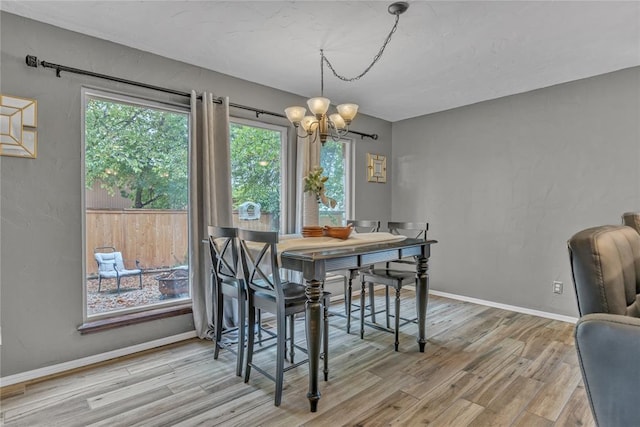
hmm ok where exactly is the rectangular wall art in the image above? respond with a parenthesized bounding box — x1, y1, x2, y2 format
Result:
(1, 94, 38, 158)
(367, 153, 387, 183)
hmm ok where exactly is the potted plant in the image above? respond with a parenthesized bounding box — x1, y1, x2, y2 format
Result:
(303, 166, 337, 208)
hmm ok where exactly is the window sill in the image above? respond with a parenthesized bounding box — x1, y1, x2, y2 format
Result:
(78, 303, 192, 335)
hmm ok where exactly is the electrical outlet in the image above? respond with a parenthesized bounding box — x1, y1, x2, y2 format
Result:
(553, 281, 563, 294)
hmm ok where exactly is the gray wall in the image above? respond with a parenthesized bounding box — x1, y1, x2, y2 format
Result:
(392, 67, 640, 317)
(0, 12, 392, 377)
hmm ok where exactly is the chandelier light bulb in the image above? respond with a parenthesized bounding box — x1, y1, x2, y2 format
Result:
(300, 116, 316, 133)
(329, 113, 346, 130)
(307, 97, 330, 117)
(284, 106, 307, 124)
(336, 103, 359, 124)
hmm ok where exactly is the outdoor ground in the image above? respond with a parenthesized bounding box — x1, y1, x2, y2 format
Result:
(86, 271, 187, 315)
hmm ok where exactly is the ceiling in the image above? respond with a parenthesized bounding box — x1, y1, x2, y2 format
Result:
(2, 1, 640, 122)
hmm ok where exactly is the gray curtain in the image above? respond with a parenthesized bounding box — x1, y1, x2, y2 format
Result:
(190, 91, 232, 339)
(296, 135, 321, 231)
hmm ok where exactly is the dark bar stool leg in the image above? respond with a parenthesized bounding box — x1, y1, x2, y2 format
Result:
(394, 288, 401, 351)
(360, 281, 366, 339)
(257, 309, 262, 345)
(236, 289, 245, 376)
(368, 283, 376, 323)
(275, 310, 286, 407)
(386, 287, 391, 329)
(244, 297, 256, 384)
(213, 280, 223, 360)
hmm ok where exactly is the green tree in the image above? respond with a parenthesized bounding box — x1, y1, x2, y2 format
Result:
(320, 139, 345, 211)
(85, 98, 189, 209)
(230, 123, 281, 214)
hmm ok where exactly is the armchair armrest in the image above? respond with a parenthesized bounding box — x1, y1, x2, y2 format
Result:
(575, 313, 640, 427)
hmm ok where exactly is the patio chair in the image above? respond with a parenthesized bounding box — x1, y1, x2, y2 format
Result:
(94, 246, 142, 293)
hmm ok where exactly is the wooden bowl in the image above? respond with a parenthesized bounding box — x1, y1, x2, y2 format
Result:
(302, 226, 324, 238)
(323, 225, 353, 240)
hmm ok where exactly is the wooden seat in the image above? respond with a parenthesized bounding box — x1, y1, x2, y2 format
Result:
(359, 221, 428, 351)
(238, 229, 331, 406)
(208, 226, 246, 377)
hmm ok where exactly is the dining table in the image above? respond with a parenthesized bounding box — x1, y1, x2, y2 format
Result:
(278, 232, 437, 412)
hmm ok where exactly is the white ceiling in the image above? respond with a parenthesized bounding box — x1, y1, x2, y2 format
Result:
(2, 1, 640, 122)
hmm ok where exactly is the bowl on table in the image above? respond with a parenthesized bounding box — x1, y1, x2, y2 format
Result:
(323, 225, 353, 240)
(302, 226, 324, 238)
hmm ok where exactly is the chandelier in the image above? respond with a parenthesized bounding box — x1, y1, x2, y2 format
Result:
(285, 1, 409, 145)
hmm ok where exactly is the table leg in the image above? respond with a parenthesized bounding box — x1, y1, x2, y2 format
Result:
(415, 255, 429, 352)
(305, 278, 323, 412)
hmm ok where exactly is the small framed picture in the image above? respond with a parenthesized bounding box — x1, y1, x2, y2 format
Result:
(1, 94, 38, 158)
(367, 153, 386, 183)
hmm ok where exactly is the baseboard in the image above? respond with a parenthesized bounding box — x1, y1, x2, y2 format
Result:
(0, 330, 197, 388)
(429, 290, 578, 324)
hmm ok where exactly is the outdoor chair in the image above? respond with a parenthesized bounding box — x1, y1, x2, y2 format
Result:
(94, 246, 142, 293)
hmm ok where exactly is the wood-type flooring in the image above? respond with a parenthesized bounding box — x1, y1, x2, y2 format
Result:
(0, 292, 594, 426)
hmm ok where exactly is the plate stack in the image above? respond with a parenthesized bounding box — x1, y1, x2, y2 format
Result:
(302, 226, 324, 238)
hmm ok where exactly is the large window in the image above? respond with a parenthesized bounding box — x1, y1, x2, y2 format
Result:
(319, 138, 352, 226)
(230, 119, 287, 232)
(83, 89, 190, 319)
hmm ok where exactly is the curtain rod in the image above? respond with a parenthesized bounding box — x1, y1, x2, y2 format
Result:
(25, 55, 378, 141)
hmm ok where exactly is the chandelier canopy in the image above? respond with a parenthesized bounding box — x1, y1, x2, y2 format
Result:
(285, 1, 409, 145)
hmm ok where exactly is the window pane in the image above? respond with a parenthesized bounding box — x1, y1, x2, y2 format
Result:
(319, 139, 347, 226)
(230, 122, 284, 231)
(84, 93, 190, 317)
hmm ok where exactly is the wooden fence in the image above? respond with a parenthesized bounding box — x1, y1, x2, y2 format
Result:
(86, 209, 188, 275)
(86, 209, 346, 275)
(86, 209, 276, 275)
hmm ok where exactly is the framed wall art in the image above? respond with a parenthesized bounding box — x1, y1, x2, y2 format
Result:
(367, 153, 387, 183)
(1, 94, 38, 158)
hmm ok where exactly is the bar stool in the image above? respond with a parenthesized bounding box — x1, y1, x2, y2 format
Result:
(208, 226, 245, 376)
(238, 229, 331, 406)
(360, 221, 428, 351)
(341, 219, 381, 333)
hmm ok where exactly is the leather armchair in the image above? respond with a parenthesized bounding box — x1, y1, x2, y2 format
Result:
(568, 225, 640, 426)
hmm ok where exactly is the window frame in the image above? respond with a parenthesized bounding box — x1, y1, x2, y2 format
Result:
(81, 87, 192, 322)
(319, 137, 355, 225)
(229, 116, 289, 232)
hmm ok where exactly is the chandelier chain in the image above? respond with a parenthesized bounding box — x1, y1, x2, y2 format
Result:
(321, 12, 401, 84)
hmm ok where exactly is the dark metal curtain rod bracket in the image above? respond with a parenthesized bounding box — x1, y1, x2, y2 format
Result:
(24, 54, 378, 141)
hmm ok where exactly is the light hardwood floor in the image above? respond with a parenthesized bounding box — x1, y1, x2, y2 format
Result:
(0, 292, 594, 426)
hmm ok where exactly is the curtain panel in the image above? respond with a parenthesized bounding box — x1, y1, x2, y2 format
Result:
(296, 135, 321, 230)
(189, 91, 233, 339)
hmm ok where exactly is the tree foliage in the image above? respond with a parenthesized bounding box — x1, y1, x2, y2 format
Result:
(320, 140, 345, 212)
(230, 123, 281, 214)
(85, 98, 189, 209)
